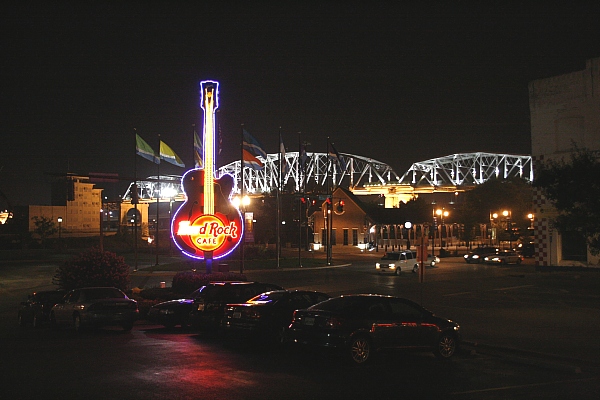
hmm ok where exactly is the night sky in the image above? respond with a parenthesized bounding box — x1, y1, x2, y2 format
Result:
(2, 2, 600, 207)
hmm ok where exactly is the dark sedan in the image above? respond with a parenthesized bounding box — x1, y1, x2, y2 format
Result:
(285, 294, 461, 365)
(50, 287, 138, 332)
(148, 281, 284, 330)
(18, 290, 67, 328)
(223, 290, 330, 342)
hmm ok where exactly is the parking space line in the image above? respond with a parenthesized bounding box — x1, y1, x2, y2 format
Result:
(494, 284, 534, 291)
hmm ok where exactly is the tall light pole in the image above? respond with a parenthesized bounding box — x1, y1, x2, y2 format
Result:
(232, 195, 250, 273)
(57, 217, 63, 251)
(435, 208, 449, 252)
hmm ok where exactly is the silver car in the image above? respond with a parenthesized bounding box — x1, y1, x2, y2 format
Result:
(484, 250, 522, 265)
(376, 251, 440, 275)
(50, 287, 138, 332)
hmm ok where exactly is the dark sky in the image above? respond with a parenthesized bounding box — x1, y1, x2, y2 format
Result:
(2, 1, 600, 206)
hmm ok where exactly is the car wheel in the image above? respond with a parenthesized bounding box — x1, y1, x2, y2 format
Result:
(412, 264, 418, 273)
(435, 333, 457, 359)
(349, 335, 372, 365)
(395, 268, 401, 276)
(18, 313, 26, 327)
(74, 314, 83, 333)
(517, 258, 522, 265)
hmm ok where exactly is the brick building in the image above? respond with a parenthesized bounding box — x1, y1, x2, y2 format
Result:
(529, 57, 600, 267)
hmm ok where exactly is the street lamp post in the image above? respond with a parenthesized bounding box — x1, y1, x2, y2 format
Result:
(232, 195, 250, 273)
(434, 208, 449, 254)
(57, 217, 63, 250)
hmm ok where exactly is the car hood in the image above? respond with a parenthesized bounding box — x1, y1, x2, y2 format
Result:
(152, 298, 194, 309)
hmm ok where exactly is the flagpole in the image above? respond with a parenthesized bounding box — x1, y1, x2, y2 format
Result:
(155, 133, 160, 266)
(326, 137, 332, 265)
(240, 124, 245, 274)
(192, 123, 195, 166)
(277, 128, 281, 269)
(133, 128, 138, 272)
(297, 132, 302, 268)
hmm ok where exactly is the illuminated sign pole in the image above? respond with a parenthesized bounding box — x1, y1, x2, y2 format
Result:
(171, 81, 243, 273)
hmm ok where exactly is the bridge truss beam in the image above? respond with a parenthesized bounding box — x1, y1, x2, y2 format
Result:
(398, 152, 533, 187)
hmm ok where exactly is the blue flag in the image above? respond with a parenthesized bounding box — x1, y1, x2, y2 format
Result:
(243, 129, 267, 159)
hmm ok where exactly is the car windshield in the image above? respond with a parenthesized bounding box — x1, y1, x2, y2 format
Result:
(247, 291, 285, 304)
(81, 288, 126, 301)
(381, 253, 400, 261)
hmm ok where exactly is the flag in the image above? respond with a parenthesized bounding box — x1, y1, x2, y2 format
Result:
(242, 129, 267, 159)
(300, 143, 308, 170)
(242, 149, 264, 170)
(328, 141, 346, 171)
(280, 134, 289, 177)
(160, 141, 185, 168)
(193, 130, 203, 168)
(136, 134, 159, 164)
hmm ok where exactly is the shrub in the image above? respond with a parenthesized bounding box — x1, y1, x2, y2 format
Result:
(54, 247, 130, 291)
(171, 271, 247, 295)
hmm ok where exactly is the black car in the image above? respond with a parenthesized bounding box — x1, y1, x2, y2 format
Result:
(149, 281, 283, 330)
(18, 290, 67, 328)
(463, 246, 498, 263)
(147, 287, 210, 329)
(223, 290, 330, 342)
(285, 294, 461, 364)
(50, 287, 138, 332)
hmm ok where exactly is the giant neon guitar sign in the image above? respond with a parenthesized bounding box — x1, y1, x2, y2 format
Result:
(171, 81, 243, 260)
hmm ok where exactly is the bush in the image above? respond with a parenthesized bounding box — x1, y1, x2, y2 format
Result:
(54, 247, 130, 291)
(171, 271, 247, 295)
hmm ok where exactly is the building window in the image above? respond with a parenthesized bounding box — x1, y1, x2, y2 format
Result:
(352, 228, 358, 246)
(343, 228, 349, 246)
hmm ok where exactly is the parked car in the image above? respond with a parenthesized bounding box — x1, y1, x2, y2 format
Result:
(375, 251, 439, 274)
(18, 289, 67, 328)
(463, 247, 498, 263)
(484, 250, 522, 265)
(183, 281, 284, 331)
(285, 294, 461, 364)
(147, 286, 212, 329)
(50, 287, 138, 332)
(517, 241, 535, 258)
(223, 290, 330, 342)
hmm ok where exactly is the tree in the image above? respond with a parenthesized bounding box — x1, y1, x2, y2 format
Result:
(533, 148, 600, 256)
(31, 216, 58, 248)
(54, 247, 131, 291)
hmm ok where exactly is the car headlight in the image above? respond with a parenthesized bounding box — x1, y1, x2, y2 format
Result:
(464, 255, 468, 259)
(389, 263, 396, 269)
(473, 255, 479, 259)
(375, 263, 380, 268)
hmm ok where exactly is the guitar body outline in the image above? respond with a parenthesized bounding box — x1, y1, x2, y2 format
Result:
(172, 168, 243, 260)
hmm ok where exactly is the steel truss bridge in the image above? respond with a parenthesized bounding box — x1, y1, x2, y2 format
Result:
(123, 152, 532, 207)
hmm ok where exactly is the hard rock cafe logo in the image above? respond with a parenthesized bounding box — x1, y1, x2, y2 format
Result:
(173, 209, 243, 259)
(177, 214, 239, 252)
